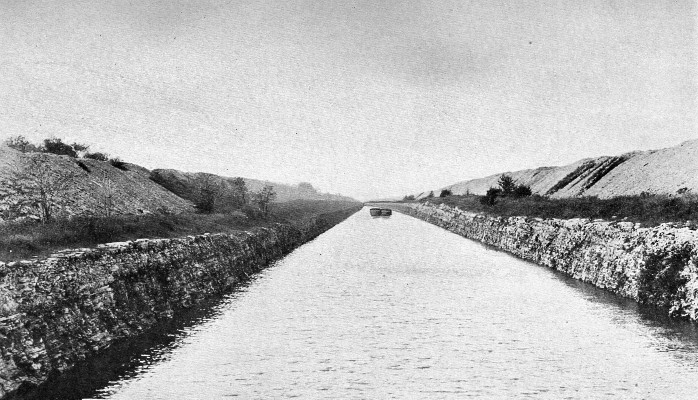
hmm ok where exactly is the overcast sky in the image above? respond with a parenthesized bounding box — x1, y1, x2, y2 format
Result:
(1, 0, 696, 200)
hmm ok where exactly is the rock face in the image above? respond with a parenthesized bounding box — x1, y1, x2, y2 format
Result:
(388, 202, 698, 320)
(0, 205, 360, 398)
(420, 139, 698, 199)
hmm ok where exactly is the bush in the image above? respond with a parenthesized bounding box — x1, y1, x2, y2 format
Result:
(498, 174, 516, 196)
(403, 194, 415, 201)
(439, 189, 452, 197)
(480, 187, 501, 206)
(109, 157, 129, 171)
(42, 138, 77, 158)
(4, 135, 39, 153)
(0, 201, 361, 261)
(513, 184, 532, 198)
(84, 152, 109, 161)
(422, 193, 698, 226)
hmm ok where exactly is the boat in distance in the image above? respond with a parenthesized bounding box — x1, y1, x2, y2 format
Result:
(369, 208, 392, 217)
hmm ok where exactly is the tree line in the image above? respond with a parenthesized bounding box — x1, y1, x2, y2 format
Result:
(192, 174, 276, 216)
(401, 174, 532, 204)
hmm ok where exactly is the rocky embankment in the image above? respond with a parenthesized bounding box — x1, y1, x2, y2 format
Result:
(0, 205, 360, 398)
(386, 202, 698, 320)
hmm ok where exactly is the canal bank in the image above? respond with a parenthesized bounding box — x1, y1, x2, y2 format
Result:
(20, 206, 698, 399)
(379, 202, 698, 321)
(0, 205, 361, 398)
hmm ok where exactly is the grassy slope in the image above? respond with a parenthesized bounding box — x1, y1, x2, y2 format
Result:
(0, 200, 360, 262)
(398, 194, 698, 227)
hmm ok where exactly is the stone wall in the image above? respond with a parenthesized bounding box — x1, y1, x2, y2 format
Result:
(386, 202, 698, 320)
(0, 205, 360, 398)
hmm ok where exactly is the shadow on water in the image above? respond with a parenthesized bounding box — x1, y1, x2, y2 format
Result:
(556, 273, 698, 343)
(457, 230, 698, 356)
(518, 251, 698, 354)
(6, 272, 268, 400)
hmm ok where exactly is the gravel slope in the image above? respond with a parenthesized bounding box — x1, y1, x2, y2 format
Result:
(422, 139, 698, 199)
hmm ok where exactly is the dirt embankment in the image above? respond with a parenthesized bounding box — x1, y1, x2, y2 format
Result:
(0, 146, 194, 222)
(420, 139, 698, 199)
(0, 146, 357, 223)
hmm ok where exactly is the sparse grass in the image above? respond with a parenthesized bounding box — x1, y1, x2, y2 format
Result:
(0, 200, 360, 262)
(411, 194, 698, 226)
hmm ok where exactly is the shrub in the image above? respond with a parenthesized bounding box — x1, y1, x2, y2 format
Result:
(425, 193, 698, 226)
(42, 138, 77, 158)
(480, 187, 501, 206)
(4, 135, 39, 153)
(403, 194, 415, 201)
(439, 189, 452, 197)
(498, 174, 516, 195)
(0, 200, 358, 261)
(513, 184, 532, 198)
(109, 157, 129, 171)
(84, 152, 109, 161)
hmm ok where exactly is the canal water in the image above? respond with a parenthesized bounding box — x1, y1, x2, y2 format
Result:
(22, 207, 698, 399)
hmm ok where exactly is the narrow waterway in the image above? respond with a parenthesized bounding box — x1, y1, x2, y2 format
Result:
(23, 208, 698, 399)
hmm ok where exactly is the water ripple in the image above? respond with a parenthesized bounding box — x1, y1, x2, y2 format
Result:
(22, 208, 698, 399)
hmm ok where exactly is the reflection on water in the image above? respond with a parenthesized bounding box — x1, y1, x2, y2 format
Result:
(16, 208, 698, 399)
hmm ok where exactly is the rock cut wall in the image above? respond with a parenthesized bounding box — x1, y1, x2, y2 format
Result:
(0, 205, 360, 398)
(388, 202, 698, 321)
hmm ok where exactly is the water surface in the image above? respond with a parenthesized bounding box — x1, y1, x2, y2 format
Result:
(25, 208, 698, 399)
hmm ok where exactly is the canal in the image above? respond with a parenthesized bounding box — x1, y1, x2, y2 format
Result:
(18, 207, 698, 399)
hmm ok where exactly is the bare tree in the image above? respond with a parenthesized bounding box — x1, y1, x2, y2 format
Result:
(4, 135, 39, 153)
(254, 185, 277, 216)
(195, 174, 224, 213)
(0, 155, 76, 223)
(230, 177, 248, 208)
(93, 176, 117, 217)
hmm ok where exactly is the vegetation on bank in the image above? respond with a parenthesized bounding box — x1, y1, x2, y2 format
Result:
(397, 174, 697, 226)
(1, 135, 279, 223)
(5, 135, 127, 168)
(0, 200, 360, 262)
(1, 135, 359, 261)
(411, 194, 698, 226)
